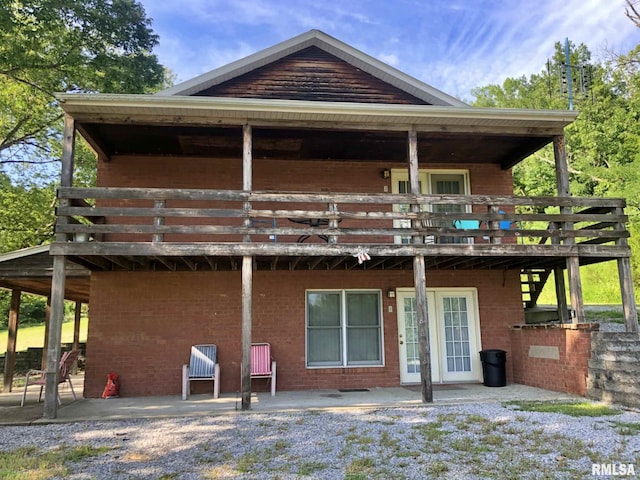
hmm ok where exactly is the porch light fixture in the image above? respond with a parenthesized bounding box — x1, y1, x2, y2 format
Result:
(381, 169, 391, 179)
(387, 289, 396, 299)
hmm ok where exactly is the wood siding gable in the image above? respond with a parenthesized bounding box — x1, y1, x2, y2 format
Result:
(194, 46, 430, 105)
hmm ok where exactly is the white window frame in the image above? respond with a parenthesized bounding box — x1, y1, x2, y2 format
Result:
(391, 168, 470, 196)
(391, 169, 471, 244)
(306, 289, 385, 368)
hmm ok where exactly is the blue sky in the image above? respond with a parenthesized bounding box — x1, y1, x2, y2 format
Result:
(140, 0, 639, 102)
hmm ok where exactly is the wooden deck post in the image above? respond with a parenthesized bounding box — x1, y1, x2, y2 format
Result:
(408, 126, 433, 403)
(241, 124, 253, 410)
(549, 222, 570, 323)
(615, 207, 638, 332)
(152, 200, 166, 243)
(41, 296, 51, 370)
(72, 302, 82, 374)
(553, 135, 584, 323)
(554, 267, 570, 323)
(44, 113, 75, 419)
(3, 289, 21, 392)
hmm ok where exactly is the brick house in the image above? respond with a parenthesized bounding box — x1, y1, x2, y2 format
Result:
(30, 30, 638, 416)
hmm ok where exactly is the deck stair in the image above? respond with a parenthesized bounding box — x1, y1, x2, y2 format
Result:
(521, 268, 553, 309)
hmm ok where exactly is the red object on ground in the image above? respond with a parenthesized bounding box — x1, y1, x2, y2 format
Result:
(101, 372, 120, 398)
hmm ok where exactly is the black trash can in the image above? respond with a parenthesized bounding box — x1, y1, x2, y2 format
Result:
(479, 349, 507, 387)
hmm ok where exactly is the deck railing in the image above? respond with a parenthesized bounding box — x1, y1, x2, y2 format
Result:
(53, 187, 629, 253)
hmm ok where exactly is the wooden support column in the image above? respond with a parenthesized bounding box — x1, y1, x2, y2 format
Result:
(408, 126, 433, 403)
(44, 113, 75, 419)
(554, 268, 570, 323)
(615, 207, 638, 332)
(3, 289, 21, 392)
(618, 258, 638, 332)
(553, 135, 584, 323)
(241, 124, 253, 410)
(72, 302, 82, 374)
(549, 222, 570, 322)
(41, 296, 51, 370)
(152, 200, 166, 243)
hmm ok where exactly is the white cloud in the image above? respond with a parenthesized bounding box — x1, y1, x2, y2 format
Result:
(378, 53, 399, 66)
(141, 0, 639, 99)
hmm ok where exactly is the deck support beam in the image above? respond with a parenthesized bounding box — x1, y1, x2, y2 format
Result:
(3, 289, 21, 392)
(408, 126, 433, 403)
(72, 302, 82, 374)
(554, 267, 570, 323)
(554, 135, 584, 323)
(241, 124, 253, 410)
(615, 206, 638, 332)
(44, 113, 75, 419)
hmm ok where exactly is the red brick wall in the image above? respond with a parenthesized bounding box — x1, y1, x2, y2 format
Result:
(98, 155, 513, 195)
(510, 326, 594, 396)
(86, 155, 520, 396)
(85, 269, 523, 397)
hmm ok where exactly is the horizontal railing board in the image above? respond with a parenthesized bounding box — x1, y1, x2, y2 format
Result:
(55, 223, 629, 240)
(57, 187, 627, 208)
(56, 206, 628, 224)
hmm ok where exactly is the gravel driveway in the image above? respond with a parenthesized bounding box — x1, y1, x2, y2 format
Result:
(1, 401, 639, 479)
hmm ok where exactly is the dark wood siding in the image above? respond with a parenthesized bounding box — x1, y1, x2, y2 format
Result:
(195, 46, 429, 105)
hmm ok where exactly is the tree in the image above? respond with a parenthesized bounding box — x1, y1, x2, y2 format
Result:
(0, 0, 165, 171)
(0, 173, 56, 253)
(627, 0, 640, 27)
(472, 38, 640, 296)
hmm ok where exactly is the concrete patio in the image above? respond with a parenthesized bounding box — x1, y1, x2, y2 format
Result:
(0, 374, 584, 425)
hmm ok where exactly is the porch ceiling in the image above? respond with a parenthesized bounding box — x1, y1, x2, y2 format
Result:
(58, 93, 578, 169)
(78, 124, 551, 167)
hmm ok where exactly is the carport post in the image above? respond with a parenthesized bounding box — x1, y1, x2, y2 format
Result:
(72, 302, 82, 374)
(44, 113, 75, 419)
(2, 289, 21, 392)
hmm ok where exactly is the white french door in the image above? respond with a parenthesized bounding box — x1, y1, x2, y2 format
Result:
(397, 289, 482, 384)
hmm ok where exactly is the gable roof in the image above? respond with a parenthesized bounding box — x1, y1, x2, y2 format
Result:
(157, 29, 468, 107)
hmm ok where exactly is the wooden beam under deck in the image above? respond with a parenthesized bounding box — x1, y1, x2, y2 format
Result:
(53, 242, 631, 260)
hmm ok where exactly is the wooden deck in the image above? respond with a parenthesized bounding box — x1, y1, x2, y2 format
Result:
(51, 187, 631, 272)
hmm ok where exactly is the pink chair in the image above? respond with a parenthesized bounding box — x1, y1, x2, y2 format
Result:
(249, 343, 276, 396)
(21, 350, 80, 406)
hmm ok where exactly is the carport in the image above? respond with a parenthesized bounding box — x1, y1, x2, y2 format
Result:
(0, 245, 90, 392)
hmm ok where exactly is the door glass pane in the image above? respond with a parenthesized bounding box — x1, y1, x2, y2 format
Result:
(396, 180, 425, 244)
(442, 296, 472, 372)
(431, 174, 467, 244)
(403, 297, 420, 374)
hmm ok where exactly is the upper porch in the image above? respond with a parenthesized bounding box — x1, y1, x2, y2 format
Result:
(52, 186, 630, 274)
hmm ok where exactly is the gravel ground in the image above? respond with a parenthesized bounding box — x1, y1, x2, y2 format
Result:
(1, 402, 639, 479)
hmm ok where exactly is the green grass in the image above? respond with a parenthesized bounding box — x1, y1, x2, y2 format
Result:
(0, 445, 110, 480)
(537, 262, 627, 305)
(611, 421, 640, 436)
(505, 400, 621, 417)
(0, 318, 88, 355)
